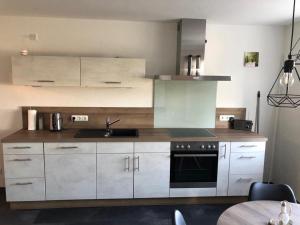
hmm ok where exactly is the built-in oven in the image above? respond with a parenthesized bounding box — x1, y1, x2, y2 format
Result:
(170, 141, 219, 188)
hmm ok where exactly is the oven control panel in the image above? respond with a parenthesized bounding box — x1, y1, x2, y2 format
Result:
(171, 142, 219, 151)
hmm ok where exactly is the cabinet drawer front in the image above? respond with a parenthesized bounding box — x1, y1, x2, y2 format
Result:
(230, 152, 265, 175)
(228, 174, 262, 196)
(5, 178, 45, 201)
(134, 142, 170, 153)
(231, 142, 266, 153)
(3, 143, 43, 155)
(44, 143, 96, 154)
(97, 142, 133, 154)
(4, 155, 44, 178)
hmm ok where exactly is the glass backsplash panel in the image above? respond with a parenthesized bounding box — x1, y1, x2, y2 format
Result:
(154, 80, 217, 128)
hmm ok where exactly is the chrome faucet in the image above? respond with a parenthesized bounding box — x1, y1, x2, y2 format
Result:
(105, 117, 120, 136)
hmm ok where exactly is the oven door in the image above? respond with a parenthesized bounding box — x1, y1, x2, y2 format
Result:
(170, 151, 218, 188)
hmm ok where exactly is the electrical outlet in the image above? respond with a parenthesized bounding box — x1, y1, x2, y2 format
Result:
(71, 115, 89, 122)
(219, 115, 235, 122)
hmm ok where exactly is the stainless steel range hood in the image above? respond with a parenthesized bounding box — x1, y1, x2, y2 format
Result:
(148, 19, 231, 81)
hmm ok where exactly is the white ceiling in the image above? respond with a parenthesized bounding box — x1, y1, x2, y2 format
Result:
(0, 0, 299, 25)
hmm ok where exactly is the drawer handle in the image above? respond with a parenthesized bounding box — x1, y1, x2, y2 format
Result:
(103, 81, 122, 84)
(56, 146, 79, 149)
(35, 80, 55, 83)
(237, 178, 253, 183)
(239, 156, 257, 159)
(10, 158, 32, 162)
(239, 145, 258, 148)
(10, 146, 31, 149)
(12, 182, 33, 186)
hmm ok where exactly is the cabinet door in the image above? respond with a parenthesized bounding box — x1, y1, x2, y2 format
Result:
(12, 56, 80, 86)
(81, 57, 146, 87)
(45, 154, 96, 200)
(97, 153, 133, 199)
(216, 142, 230, 196)
(134, 153, 170, 198)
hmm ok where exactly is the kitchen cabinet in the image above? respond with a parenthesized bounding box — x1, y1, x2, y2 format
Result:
(81, 57, 150, 88)
(98, 153, 133, 199)
(97, 142, 134, 199)
(3, 143, 45, 201)
(12, 56, 80, 87)
(97, 142, 170, 199)
(216, 142, 230, 196)
(44, 143, 96, 200)
(134, 142, 170, 198)
(0, 151, 4, 187)
(228, 141, 266, 196)
(6, 178, 45, 202)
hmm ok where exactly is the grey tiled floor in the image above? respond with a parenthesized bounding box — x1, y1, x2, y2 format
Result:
(0, 189, 231, 225)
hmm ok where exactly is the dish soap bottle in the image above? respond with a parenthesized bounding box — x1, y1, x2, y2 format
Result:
(278, 201, 290, 225)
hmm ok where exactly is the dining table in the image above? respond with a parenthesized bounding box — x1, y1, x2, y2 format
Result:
(217, 200, 300, 225)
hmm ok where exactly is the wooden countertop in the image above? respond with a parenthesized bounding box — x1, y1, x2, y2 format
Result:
(1, 128, 267, 143)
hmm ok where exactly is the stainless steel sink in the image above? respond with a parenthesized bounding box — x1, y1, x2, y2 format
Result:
(74, 129, 139, 138)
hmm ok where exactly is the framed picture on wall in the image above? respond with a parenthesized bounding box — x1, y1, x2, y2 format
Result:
(244, 52, 259, 67)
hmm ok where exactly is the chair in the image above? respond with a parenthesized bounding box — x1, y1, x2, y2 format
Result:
(172, 210, 187, 225)
(248, 182, 297, 203)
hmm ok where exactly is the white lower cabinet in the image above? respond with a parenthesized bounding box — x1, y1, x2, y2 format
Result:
(227, 141, 266, 196)
(97, 142, 170, 199)
(97, 153, 133, 199)
(6, 178, 45, 202)
(216, 142, 230, 196)
(3, 143, 45, 202)
(134, 152, 170, 198)
(45, 154, 96, 200)
(228, 174, 263, 196)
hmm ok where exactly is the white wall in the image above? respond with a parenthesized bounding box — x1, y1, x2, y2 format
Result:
(0, 16, 286, 181)
(0, 16, 177, 138)
(205, 24, 285, 178)
(272, 22, 300, 198)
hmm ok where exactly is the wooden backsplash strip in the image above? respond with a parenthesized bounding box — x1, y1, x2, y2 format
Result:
(22, 107, 154, 129)
(215, 108, 246, 128)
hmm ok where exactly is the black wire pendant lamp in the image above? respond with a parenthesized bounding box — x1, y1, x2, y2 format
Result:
(267, 0, 300, 108)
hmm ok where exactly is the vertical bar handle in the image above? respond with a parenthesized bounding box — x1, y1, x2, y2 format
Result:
(220, 144, 227, 159)
(134, 156, 140, 171)
(124, 156, 130, 171)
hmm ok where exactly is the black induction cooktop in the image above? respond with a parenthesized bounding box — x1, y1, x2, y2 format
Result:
(168, 128, 216, 138)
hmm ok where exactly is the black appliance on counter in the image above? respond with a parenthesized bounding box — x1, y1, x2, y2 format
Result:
(229, 118, 253, 131)
(170, 141, 219, 188)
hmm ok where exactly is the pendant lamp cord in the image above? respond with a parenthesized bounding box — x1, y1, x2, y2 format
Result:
(289, 0, 296, 58)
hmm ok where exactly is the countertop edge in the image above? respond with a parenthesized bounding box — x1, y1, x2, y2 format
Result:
(1, 129, 268, 143)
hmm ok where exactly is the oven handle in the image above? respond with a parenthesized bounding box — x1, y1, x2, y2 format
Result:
(173, 154, 217, 157)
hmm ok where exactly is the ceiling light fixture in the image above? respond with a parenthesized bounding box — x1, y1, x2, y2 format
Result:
(267, 0, 300, 108)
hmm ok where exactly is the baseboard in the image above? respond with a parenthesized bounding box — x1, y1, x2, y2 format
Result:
(9, 196, 247, 210)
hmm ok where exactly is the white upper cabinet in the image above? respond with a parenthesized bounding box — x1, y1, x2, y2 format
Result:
(81, 57, 148, 87)
(12, 56, 80, 86)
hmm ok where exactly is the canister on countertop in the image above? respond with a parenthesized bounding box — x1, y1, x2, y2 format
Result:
(28, 109, 37, 131)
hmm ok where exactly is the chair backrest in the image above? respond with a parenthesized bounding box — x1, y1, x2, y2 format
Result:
(173, 210, 187, 225)
(248, 182, 297, 203)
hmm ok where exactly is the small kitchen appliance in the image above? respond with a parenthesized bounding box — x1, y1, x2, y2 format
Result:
(49, 113, 63, 131)
(229, 118, 253, 131)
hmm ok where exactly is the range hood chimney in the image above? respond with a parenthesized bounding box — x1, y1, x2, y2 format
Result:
(149, 19, 231, 81)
